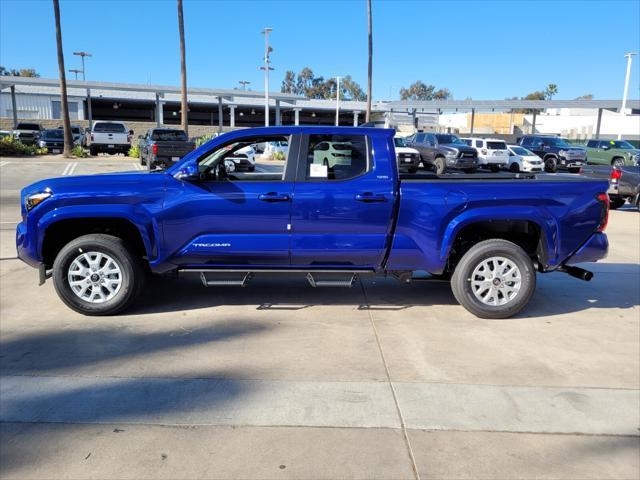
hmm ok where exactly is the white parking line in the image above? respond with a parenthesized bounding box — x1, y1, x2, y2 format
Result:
(0, 161, 9, 167)
(61, 162, 79, 176)
(132, 163, 143, 171)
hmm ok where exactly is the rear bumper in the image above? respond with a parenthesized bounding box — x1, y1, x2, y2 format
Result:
(563, 232, 608, 265)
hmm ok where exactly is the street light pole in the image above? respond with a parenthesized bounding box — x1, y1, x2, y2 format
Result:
(69, 69, 82, 80)
(73, 51, 92, 80)
(239, 80, 251, 90)
(620, 52, 637, 115)
(74, 51, 93, 127)
(260, 28, 273, 127)
(335, 76, 341, 126)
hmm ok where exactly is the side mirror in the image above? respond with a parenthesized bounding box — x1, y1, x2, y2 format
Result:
(174, 161, 200, 182)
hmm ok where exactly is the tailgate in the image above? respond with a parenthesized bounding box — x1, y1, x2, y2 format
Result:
(156, 142, 194, 157)
(93, 133, 129, 145)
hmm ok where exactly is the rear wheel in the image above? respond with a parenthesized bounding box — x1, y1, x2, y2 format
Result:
(89, 146, 97, 156)
(544, 157, 557, 173)
(434, 157, 446, 175)
(451, 239, 536, 319)
(52, 234, 145, 316)
(490, 165, 500, 173)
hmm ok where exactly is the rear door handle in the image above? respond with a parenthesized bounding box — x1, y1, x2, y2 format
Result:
(259, 193, 290, 202)
(355, 193, 388, 203)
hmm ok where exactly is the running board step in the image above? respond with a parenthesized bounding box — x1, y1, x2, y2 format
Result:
(306, 273, 357, 288)
(200, 272, 252, 287)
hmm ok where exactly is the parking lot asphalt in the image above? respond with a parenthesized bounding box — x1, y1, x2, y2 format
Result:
(0, 155, 639, 479)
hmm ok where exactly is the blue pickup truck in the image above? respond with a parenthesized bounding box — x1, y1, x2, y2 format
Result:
(17, 127, 610, 319)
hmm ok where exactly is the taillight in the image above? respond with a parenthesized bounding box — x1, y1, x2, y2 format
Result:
(596, 193, 609, 232)
(610, 168, 622, 182)
(90, 133, 94, 141)
(152, 144, 158, 155)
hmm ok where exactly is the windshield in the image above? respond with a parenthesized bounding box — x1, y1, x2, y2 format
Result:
(542, 137, 572, 147)
(42, 130, 64, 139)
(151, 129, 188, 141)
(510, 146, 532, 156)
(16, 123, 40, 130)
(394, 137, 407, 147)
(94, 122, 126, 133)
(435, 134, 465, 145)
(607, 140, 635, 149)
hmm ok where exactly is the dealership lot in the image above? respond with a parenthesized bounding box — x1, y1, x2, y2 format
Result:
(0, 157, 638, 479)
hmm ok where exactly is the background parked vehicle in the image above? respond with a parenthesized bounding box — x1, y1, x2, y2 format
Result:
(506, 145, 544, 173)
(462, 137, 509, 172)
(585, 139, 640, 168)
(37, 129, 65, 153)
(0, 130, 11, 139)
(312, 141, 353, 167)
(517, 135, 585, 173)
(138, 128, 195, 169)
(582, 164, 640, 210)
(87, 121, 131, 156)
(394, 136, 420, 173)
(226, 145, 256, 171)
(12, 122, 44, 145)
(405, 132, 478, 174)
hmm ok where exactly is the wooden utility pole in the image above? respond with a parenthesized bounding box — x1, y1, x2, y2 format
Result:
(178, 0, 188, 135)
(53, 0, 73, 157)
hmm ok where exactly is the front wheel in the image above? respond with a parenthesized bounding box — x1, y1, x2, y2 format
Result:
(509, 162, 520, 173)
(434, 157, 446, 175)
(451, 239, 536, 319)
(52, 234, 145, 316)
(611, 158, 625, 168)
(544, 157, 557, 173)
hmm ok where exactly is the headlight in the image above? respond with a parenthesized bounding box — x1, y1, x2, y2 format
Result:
(445, 151, 458, 158)
(38, 140, 46, 148)
(559, 150, 566, 156)
(25, 191, 52, 211)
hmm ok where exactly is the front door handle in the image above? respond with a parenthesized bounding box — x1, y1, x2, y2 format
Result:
(355, 193, 388, 203)
(259, 192, 290, 202)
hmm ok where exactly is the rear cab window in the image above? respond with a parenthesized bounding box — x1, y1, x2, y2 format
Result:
(487, 141, 508, 150)
(152, 129, 188, 141)
(93, 122, 126, 133)
(304, 134, 369, 181)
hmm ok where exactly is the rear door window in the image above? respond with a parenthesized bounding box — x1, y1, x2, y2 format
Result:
(304, 134, 369, 181)
(474, 140, 483, 148)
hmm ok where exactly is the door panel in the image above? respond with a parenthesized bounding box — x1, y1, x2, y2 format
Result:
(290, 134, 395, 268)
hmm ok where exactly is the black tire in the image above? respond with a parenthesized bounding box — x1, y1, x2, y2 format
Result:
(609, 197, 626, 210)
(52, 234, 145, 316)
(89, 146, 97, 156)
(490, 165, 500, 173)
(434, 157, 446, 175)
(568, 167, 582, 174)
(408, 167, 418, 174)
(451, 239, 536, 319)
(463, 168, 477, 174)
(544, 156, 557, 173)
(248, 165, 255, 172)
(611, 158, 625, 168)
(509, 162, 520, 173)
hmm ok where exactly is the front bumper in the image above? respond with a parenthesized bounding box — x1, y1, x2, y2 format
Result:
(16, 221, 41, 268)
(564, 232, 609, 265)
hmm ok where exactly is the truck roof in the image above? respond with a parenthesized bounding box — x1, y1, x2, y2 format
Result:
(216, 126, 396, 138)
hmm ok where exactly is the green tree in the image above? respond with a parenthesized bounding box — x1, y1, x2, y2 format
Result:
(0, 66, 40, 77)
(575, 93, 594, 100)
(281, 70, 297, 94)
(399, 81, 452, 101)
(544, 83, 558, 100)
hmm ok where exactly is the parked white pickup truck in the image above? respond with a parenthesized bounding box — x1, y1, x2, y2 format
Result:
(87, 121, 131, 156)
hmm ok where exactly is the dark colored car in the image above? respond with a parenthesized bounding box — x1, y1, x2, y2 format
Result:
(582, 164, 640, 210)
(37, 129, 65, 153)
(12, 122, 44, 145)
(405, 132, 478, 174)
(517, 135, 586, 173)
(138, 128, 195, 169)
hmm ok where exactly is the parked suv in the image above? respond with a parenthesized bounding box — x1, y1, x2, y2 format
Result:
(393, 136, 420, 173)
(12, 122, 44, 145)
(405, 132, 478, 174)
(517, 135, 585, 173)
(87, 121, 131, 156)
(461, 137, 509, 172)
(585, 139, 640, 168)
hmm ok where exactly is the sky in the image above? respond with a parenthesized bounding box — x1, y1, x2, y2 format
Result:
(1, 0, 639, 101)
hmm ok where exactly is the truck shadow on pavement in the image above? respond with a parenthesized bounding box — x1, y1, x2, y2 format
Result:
(0, 322, 268, 475)
(127, 263, 640, 319)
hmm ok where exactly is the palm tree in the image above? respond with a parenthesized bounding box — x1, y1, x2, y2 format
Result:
(365, 0, 372, 123)
(177, 0, 188, 136)
(52, 0, 73, 157)
(545, 83, 558, 100)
